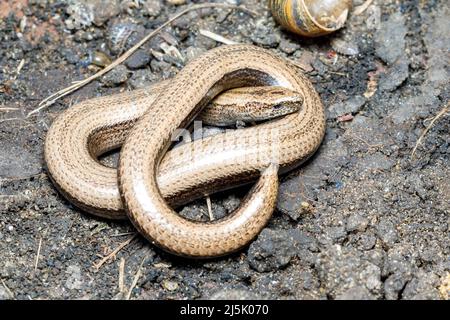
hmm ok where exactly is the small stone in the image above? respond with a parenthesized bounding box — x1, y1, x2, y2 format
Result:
(326, 226, 347, 243)
(125, 49, 151, 69)
(150, 59, 171, 73)
(247, 229, 296, 272)
(91, 0, 120, 26)
(65, 0, 120, 29)
(279, 38, 300, 54)
(251, 24, 280, 48)
(331, 38, 359, 56)
(379, 59, 409, 92)
(128, 69, 159, 89)
(102, 65, 129, 86)
(327, 95, 366, 118)
(346, 214, 369, 232)
(384, 273, 410, 300)
(402, 271, 441, 300)
(376, 219, 398, 246)
(375, 12, 407, 65)
(161, 279, 179, 291)
(336, 286, 375, 300)
(65, 265, 84, 290)
(185, 46, 206, 62)
(221, 194, 240, 213)
(143, 0, 162, 16)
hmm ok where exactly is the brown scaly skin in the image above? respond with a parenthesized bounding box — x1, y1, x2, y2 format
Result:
(45, 78, 302, 218)
(117, 45, 325, 257)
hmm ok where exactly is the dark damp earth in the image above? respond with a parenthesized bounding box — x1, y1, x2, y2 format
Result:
(0, 0, 448, 300)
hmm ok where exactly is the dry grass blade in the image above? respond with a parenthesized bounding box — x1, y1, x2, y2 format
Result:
(199, 29, 239, 45)
(93, 234, 137, 270)
(411, 102, 449, 158)
(34, 237, 43, 272)
(206, 195, 214, 221)
(28, 3, 256, 117)
(126, 254, 148, 300)
(118, 258, 125, 293)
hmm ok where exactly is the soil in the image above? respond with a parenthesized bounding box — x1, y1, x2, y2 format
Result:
(0, 0, 449, 300)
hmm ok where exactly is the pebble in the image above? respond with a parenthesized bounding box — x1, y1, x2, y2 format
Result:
(374, 12, 407, 65)
(251, 23, 281, 48)
(331, 38, 359, 56)
(384, 272, 410, 300)
(379, 59, 409, 92)
(128, 69, 159, 89)
(65, 265, 84, 290)
(335, 286, 374, 300)
(101, 65, 129, 86)
(376, 219, 398, 246)
(144, 0, 162, 17)
(346, 214, 369, 232)
(247, 229, 296, 272)
(247, 228, 317, 272)
(327, 95, 366, 118)
(125, 49, 151, 69)
(161, 279, 179, 291)
(65, 0, 120, 29)
(279, 38, 300, 54)
(402, 271, 441, 300)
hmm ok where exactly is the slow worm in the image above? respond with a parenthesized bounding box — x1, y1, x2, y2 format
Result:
(45, 45, 325, 257)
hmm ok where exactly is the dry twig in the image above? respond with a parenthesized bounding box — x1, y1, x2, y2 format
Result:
(118, 258, 126, 294)
(199, 29, 239, 45)
(411, 103, 449, 158)
(205, 195, 214, 221)
(34, 237, 43, 272)
(93, 234, 137, 270)
(126, 254, 147, 300)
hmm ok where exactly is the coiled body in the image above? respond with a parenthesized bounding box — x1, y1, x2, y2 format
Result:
(45, 45, 326, 257)
(45, 83, 301, 219)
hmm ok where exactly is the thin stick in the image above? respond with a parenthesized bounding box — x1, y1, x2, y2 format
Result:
(199, 29, 239, 45)
(1, 279, 14, 298)
(118, 258, 125, 293)
(411, 103, 449, 158)
(111, 232, 136, 237)
(34, 237, 43, 272)
(0, 107, 20, 112)
(126, 255, 147, 300)
(93, 234, 137, 270)
(354, 0, 374, 15)
(206, 195, 214, 221)
(28, 3, 256, 117)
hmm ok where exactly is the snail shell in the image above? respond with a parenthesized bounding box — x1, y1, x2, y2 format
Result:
(269, 0, 352, 37)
